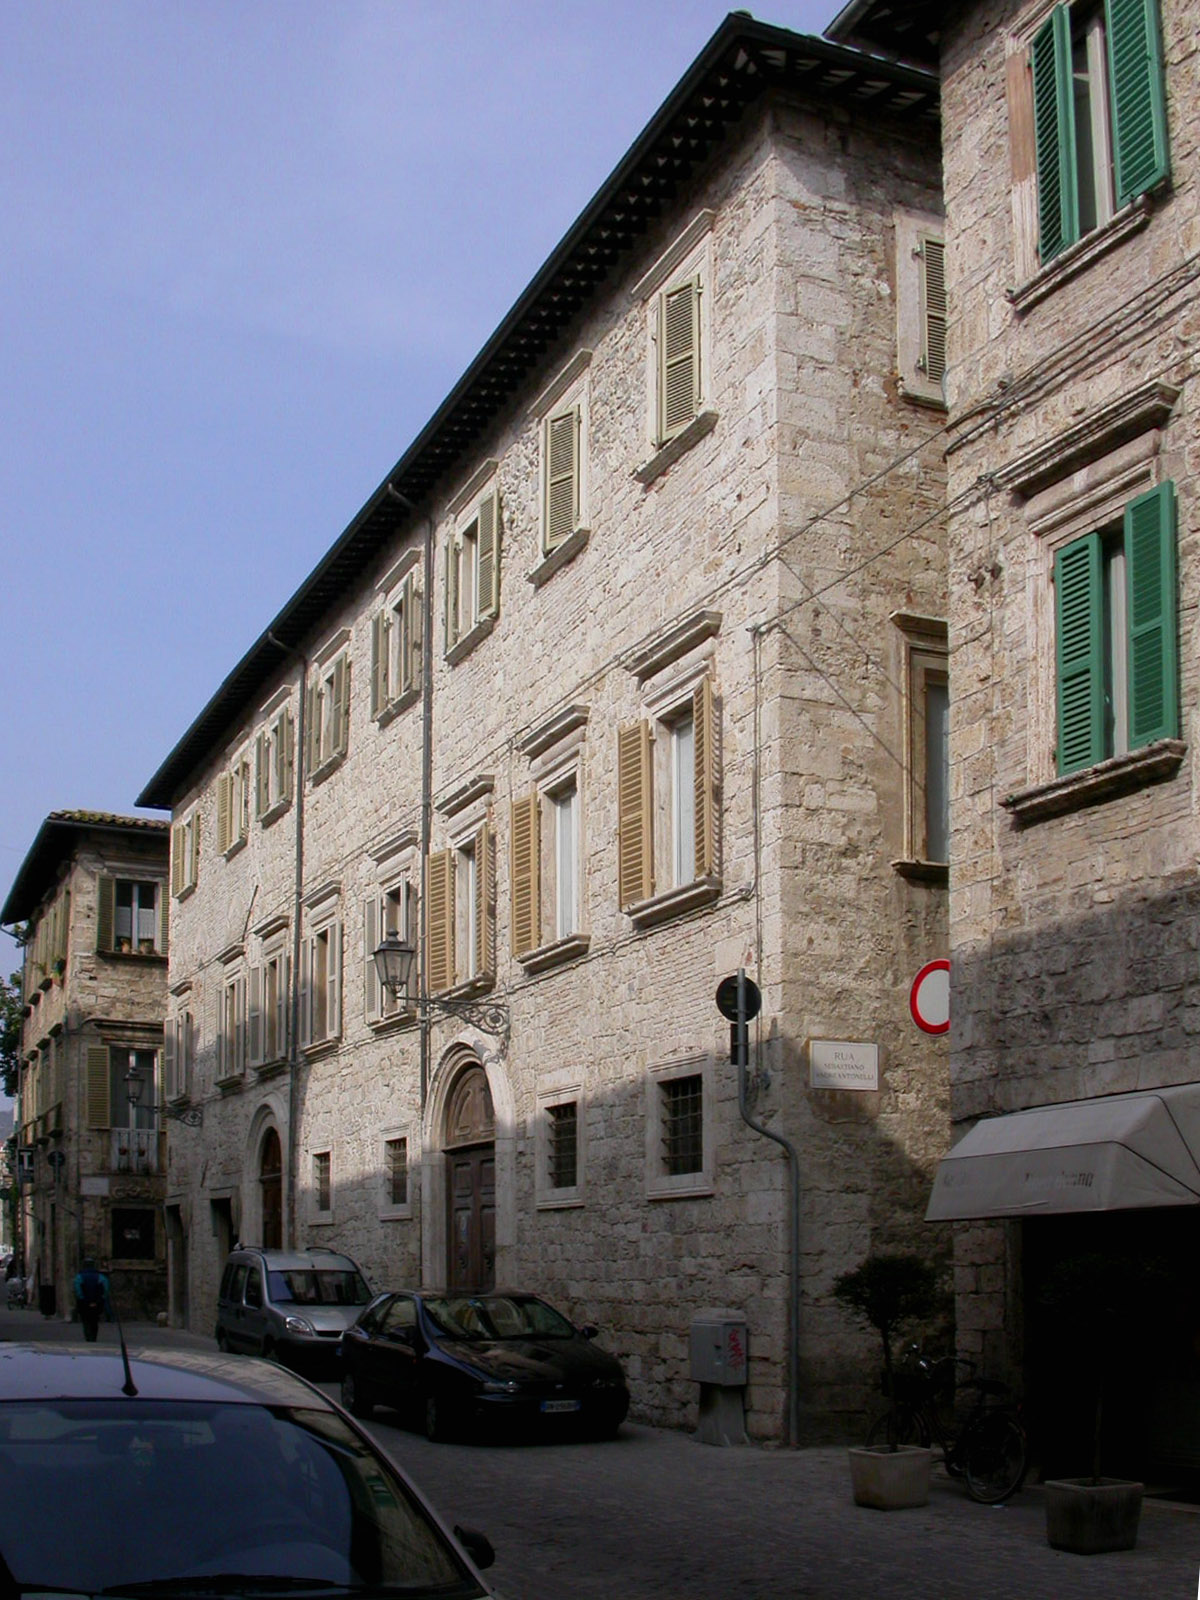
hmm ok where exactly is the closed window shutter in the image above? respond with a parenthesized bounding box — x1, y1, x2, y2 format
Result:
(545, 410, 579, 550)
(445, 539, 460, 648)
(298, 939, 313, 1048)
(305, 678, 320, 772)
(277, 956, 290, 1056)
(163, 1020, 177, 1101)
(617, 721, 653, 908)
(86, 1045, 110, 1129)
(236, 976, 247, 1074)
(477, 492, 500, 620)
(280, 711, 295, 801)
(404, 574, 423, 692)
(475, 825, 494, 980)
(371, 611, 388, 716)
(248, 966, 263, 1067)
(216, 773, 233, 854)
(328, 921, 342, 1038)
(693, 677, 717, 880)
(1055, 533, 1106, 774)
(364, 897, 381, 1021)
(332, 657, 350, 757)
(1032, 7, 1078, 263)
(1126, 479, 1177, 747)
(919, 237, 947, 385)
(659, 277, 701, 441)
(96, 875, 115, 952)
(158, 884, 169, 956)
(190, 819, 200, 888)
(1108, 0, 1170, 205)
(171, 828, 184, 897)
(510, 792, 541, 956)
(426, 850, 454, 994)
(255, 732, 269, 816)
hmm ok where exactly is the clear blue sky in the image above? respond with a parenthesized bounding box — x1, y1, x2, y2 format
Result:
(1, 0, 837, 979)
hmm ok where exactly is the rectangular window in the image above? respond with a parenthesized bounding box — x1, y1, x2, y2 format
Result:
(385, 1136, 408, 1207)
(547, 1101, 578, 1191)
(371, 573, 423, 718)
(98, 877, 166, 955)
(170, 813, 200, 898)
(669, 711, 696, 891)
(108, 1047, 157, 1132)
(306, 655, 350, 774)
(163, 1009, 194, 1101)
(552, 783, 579, 939)
(543, 407, 581, 552)
(917, 235, 946, 388)
(219, 973, 247, 1080)
(217, 753, 252, 854)
(661, 1074, 703, 1177)
(426, 828, 492, 990)
(249, 946, 290, 1066)
(1054, 480, 1177, 773)
(618, 677, 717, 912)
(446, 490, 500, 652)
(657, 275, 702, 443)
(256, 707, 296, 819)
(1031, 0, 1169, 265)
(365, 880, 416, 1022)
(313, 1151, 332, 1214)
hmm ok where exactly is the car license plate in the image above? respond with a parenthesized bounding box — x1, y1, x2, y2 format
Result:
(540, 1398, 581, 1414)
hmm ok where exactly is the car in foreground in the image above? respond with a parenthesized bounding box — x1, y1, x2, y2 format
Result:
(340, 1289, 630, 1442)
(215, 1245, 373, 1372)
(0, 1342, 497, 1598)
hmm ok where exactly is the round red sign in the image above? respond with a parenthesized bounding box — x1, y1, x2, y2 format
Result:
(910, 959, 950, 1034)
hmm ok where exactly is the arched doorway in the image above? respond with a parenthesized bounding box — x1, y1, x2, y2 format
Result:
(259, 1128, 283, 1249)
(444, 1065, 495, 1291)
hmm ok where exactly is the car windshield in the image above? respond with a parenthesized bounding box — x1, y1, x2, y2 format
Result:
(423, 1295, 576, 1341)
(0, 1399, 483, 1598)
(268, 1269, 372, 1307)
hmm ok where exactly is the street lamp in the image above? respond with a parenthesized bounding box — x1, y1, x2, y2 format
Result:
(372, 931, 509, 1041)
(124, 1062, 203, 1127)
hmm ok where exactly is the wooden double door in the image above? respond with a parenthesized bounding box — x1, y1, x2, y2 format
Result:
(447, 1144, 495, 1292)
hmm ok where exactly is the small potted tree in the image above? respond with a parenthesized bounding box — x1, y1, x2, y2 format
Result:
(1040, 1251, 1155, 1554)
(834, 1253, 938, 1509)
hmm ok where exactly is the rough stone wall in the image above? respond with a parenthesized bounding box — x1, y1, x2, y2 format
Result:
(939, 0, 1200, 1372)
(164, 87, 946, 1440)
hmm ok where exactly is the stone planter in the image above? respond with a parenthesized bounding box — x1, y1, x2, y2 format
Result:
(848, 1445, 933, 1510)
(1044, 1477, 1143, 1554)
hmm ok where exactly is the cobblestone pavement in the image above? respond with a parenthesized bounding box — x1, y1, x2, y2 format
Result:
(3, 1311, 1197, 1598)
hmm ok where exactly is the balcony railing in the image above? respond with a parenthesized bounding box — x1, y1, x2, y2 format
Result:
(111, 1128, 158, 1175)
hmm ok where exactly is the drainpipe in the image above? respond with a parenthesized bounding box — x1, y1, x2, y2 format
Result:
(273, 639, 308, 1253)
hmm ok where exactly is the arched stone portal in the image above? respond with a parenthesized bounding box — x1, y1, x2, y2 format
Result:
(443, 1065, 495, 1290)
(259, 1127, 283, 1249)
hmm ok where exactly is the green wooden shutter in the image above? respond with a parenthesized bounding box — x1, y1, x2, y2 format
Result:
(659, 277, 701, 441)
(1055, 533, 1106, 774)
(86, 1045, 111, 1129)
(96, 875, 115, 953)
(1125, 479, 1177, 747)
(545, 410, 579, 551)
(1107, 0, 1170, 205)
(477, 493, 500, 619)
(1032, 7, 1078, 263)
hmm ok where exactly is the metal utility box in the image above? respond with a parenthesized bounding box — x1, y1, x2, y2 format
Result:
(690, 1310, 749, 1387)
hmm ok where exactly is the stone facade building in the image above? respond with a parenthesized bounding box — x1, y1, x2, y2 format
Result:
(832, 0, 1200, 1478)
(1, 812, 170, 1320)
(139, 17, 952, 1443)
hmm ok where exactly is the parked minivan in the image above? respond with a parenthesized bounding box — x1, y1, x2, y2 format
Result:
(215, 1246, 373, 1371)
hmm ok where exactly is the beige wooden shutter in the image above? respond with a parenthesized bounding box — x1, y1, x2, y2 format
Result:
(328, 921, 342, 1038)
(545, 409, 579, 551)
(445, 540, 460, 648)
(158, 883, 169, 956)
(364, 897, 381, 1021)
(401, 574, 420, 693)
(332, 657, 350, 756)
(371, 610, 388, 716)
(86, 1044, 110, 1129)
(255, 731, 269, 816)
(190, 818, 200, 888)
(170, 827, 184, 897)
(216, 773, 233, 854)
(280, 710, 295, 801)
(96, 875, 115, 952)
(248, 966, 262, 1067)
(163, 1019, 177, 1101)
(298, 939, 313, 1048)
(693, 676, 716, 879)
(305, 676, 320, 771)
(477, 492, 500, 619)
(510, 793, 541, 957)
(474, 824, 494, 980)
(617, 721, 653, 908)
(659, 277, 700, 441)
(426, 849, 454, 994)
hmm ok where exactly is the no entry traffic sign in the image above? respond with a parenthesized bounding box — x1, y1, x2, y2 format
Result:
(910, 959, 950, 1035)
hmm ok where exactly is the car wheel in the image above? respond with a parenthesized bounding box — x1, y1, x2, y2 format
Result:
(341, 1371, 373, 1418)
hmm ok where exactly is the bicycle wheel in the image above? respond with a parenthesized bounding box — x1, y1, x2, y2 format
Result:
(963, 1412, 1027, 1503)
(865, 1404, 929, 1449)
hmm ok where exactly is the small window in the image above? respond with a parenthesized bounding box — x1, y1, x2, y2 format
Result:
(1030, 0, 1169, 266)
(543, 407, 582, 552)
(219, 972, 247, 1081)
(426, 828, 493, 992)
(511, 777, 583, 960)
(313, 1151, 332, 1216)
(547, 1101, 578, 1190)
(171, 813, 200, 898)
(893, 616, 950, 873)
(371, 573, 423, 718)
(365, 879, 417, 1022)
(385, 1136, 408, 1208)
(111, 1207, 156, 1262)
(216, 751, 252, 855)
(300, 921, 342, 1047)
(661, 1075, 703, 1176)
(536, 1082, 584, 1208)
(657, 275, 702, 444)
(108, 1047, 157, 1132)
(249, 945, 290, 1068)
(646, 1058, 712, 1199)
(256, 707, 295, 820)
(306, 655, 350, 775)
(446, 490, 500, 653)
(163, 1010, 194, 1102)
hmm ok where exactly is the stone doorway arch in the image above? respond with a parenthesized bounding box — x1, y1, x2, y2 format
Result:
(443, 1064, 495, 1291)
(423, 1047, 515, 1291)
(258, 1127, 283, 1249)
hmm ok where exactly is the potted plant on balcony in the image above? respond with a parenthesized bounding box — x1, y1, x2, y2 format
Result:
(1039, 1250, 1159, 1554)
(835, 1252, 938, 1509)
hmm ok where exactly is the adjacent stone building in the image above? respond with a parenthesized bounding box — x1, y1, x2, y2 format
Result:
(1, 812, 170, 1320)
(831, 0, 1200, 1478)
(139, 16, 953, 1442)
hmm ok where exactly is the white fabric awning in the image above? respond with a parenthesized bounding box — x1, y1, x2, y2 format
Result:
(926, 1083, 1200, 1220)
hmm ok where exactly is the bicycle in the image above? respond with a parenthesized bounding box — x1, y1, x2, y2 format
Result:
(866, 1344, 1027, 1503)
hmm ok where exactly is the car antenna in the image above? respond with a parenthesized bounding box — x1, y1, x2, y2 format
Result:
(111, 1298, 139, 1397)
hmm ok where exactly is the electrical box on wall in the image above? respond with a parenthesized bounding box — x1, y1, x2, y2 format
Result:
(689, 1310, 749, 1387)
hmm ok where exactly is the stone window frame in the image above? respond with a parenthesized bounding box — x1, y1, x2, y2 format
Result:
(536, 1070, 585, 1211)
(371, 549, 423, 726)
(215, 944, 247, 1087)
(299, 882, 343, 1053)
(306, 629, 352, 784)
(513, 705, 591, 974)
(891, 613, 950, 882)
(645, 1053, 714, 1202)
(164, 982, 195, 1105)
(311, 1148, 334, 1225)
(528, 351, 592, 588)
(444, 460, 501, 664)
(256, 686, 296, 827)
(216, 744, 253, 859)
(997, 383, 1184, 824)
(364, 834, 420, 1030)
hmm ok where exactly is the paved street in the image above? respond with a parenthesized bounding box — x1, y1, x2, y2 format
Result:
(1, 1307, 1198, 1598)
